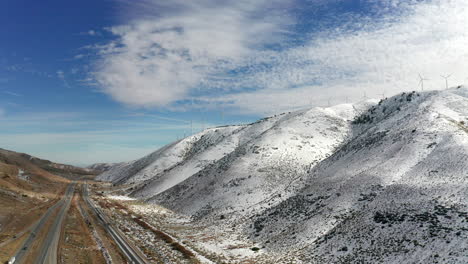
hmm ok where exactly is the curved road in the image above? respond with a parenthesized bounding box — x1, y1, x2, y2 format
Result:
(11, 183, 75, 264)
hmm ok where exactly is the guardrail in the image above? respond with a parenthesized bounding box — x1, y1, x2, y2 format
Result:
(82, 184, 147, 264)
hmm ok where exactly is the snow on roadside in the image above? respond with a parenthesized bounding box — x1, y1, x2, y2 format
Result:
(106, 195, 136, 201)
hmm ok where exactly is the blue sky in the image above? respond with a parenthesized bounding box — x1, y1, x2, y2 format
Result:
(1, 0, 467, 166)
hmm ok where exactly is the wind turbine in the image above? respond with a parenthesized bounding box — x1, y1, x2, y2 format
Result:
(379, 90, 386, 99)
(441, 74, 452, 90)
(220, 104, 225, 124)
(362, 91, 369, 100)
(191, 97, 194, 135)
(418, 74, 429, 91)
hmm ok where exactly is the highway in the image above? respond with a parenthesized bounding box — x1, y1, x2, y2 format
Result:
(11, 183, 75, 264)
(82, 183, 148, 264)
(34, 183, 76, 264)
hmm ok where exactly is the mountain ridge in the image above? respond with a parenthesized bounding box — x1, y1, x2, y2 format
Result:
(96, 86, 467, 263)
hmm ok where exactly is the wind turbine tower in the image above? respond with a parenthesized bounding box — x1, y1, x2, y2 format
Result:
(379, 90, 386, 99)
(418, 74, 429, 91)
(441, 74, 452, 90)
(191, 97, 194, 135)
(362, 91, 369, 100)
(221, 104, 225, 124)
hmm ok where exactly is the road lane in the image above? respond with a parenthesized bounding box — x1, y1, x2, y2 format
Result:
(82, 183, 148, 264)
(11, 183, 74, 264)
(34, 183, 76, 264)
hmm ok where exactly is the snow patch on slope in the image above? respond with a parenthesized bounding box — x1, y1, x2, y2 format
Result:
(97, 126, 241, 184)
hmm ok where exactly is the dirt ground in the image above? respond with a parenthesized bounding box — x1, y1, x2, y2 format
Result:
(58, 194, 106, 264)
(0, 149, 105, 264)
(0, 162, 67, 263)
(76, 186, 128, 264)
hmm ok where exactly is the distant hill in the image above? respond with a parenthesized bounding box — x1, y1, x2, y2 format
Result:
(0, 149, 98, 180)
(0, 148, 99, 179)
(0, 148, 70, 220)
(87, 163, 117, 173)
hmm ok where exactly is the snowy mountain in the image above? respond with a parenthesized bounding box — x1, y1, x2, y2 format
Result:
(141, 102, 375, 218)
(97, 87, 468, 263)
(97, 125, 244, 185)
(247, 87, 468, 263)
(98, 100, 373, 204)
(87, 162, 117, 173)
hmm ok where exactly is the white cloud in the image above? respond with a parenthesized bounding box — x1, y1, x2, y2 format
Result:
(94, 0, 468, 115)
(93, 0, 290, 108)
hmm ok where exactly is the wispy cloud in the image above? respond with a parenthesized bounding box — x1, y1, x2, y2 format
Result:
(87, 30, 100, 36)
(5, 63, 53, 78)
(79, 29, 102, 37)
(57, 70, 71, 88)
(92, 0, 468, 115)
(2, 91, 22, 97)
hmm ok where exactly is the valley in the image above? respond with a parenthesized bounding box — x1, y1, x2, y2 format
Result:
(0, 87, 466, 263)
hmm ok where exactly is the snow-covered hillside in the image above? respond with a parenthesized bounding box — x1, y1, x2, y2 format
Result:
(143, 102, 374, 218)
(97, 126, 244, 184)
(87, 163, 117, 173)
(97, 87, 467, 263)
(248, 87, 468, 263)
(99, 100, 373, 204)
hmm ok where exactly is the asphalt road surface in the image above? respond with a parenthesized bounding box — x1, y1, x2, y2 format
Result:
(11, 183, 75, 264)
(34, 183, 76, 264)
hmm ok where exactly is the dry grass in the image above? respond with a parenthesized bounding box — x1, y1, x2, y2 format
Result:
(59, 195, 106, 264)
(132, 216, 197, 260)
(0, 150, 72, 263)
